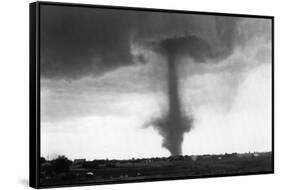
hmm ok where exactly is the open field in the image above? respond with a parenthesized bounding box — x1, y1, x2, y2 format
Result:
(40, 152, 272, 187)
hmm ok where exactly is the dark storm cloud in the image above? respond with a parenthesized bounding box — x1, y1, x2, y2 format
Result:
(41, 5, 146, 79)
(40, 5, 240, 80)
(141, 16, 238, 64)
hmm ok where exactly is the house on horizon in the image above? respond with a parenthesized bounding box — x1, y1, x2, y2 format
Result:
(70, 159, 86, 171)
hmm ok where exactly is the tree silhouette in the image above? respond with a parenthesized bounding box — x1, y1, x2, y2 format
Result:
(51, 156, 72, 174)
(40, 157, 46, 164)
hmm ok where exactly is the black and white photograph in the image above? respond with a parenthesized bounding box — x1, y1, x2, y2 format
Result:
(31, 2, 273, 188)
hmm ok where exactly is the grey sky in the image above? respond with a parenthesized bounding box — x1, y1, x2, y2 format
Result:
(40, 4, 272, 159)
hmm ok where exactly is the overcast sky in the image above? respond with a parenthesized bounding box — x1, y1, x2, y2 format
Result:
(40, 4, 272, 160)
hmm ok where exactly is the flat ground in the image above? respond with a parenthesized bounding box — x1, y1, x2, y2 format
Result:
(40, 152, 272, 187)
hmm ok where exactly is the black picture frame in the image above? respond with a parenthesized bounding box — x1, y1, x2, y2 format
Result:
(30, 1, 274, 188)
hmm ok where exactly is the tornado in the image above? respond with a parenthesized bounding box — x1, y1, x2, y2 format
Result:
(149, 38, 195, 156)
(153, 54, 192, 156)
(144, 18, 237, 156)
